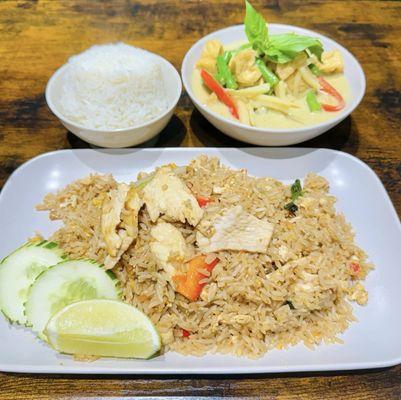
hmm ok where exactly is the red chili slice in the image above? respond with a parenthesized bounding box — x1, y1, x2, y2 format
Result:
(200, 69, 239, 119)
(318, 76, 345, 112)
(181, 328, 190, 338)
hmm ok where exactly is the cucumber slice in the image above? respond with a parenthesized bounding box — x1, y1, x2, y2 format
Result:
(25, 259, 121, 338)
(0, 241, 65, 324)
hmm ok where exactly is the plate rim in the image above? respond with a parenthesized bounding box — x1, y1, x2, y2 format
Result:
(2, 147, 399, 226)
(1, 147, 400, 374)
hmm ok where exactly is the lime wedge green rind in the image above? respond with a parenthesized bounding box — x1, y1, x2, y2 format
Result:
(45, 299, 161, 359)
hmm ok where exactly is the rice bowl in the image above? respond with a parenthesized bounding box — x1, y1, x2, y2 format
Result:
(45, 45, 182, 148)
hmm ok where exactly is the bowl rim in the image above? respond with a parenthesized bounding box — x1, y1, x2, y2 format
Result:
(181, 23, 366, 135)
(45, 51, 183, 134)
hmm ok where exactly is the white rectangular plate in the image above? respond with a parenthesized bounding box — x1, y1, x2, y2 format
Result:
(0, 148, 400, 374)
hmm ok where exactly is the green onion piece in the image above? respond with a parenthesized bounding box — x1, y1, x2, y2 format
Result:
(284, 179, 303, 214)
(135, 174, 155, 190)
(216, 55, 238, 89)
(306, 90, 321, 112)
(290, 179, 303, 200)
(284, 202, 298, 213)
(309, 63, 321, 76)
(255, 59, 279, 87)
(215, 56, 227, 87)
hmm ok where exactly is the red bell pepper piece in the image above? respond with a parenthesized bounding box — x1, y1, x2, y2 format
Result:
(200, 69, 239, 119)
(181, 328, 191, 338)
(173, 255, 219, 301)
(350, 262, 361, 275)
(318, 76, 345, 112)
(196, 195, 212, 208)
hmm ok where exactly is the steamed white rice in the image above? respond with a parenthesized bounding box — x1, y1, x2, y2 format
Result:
(59, 43, 169, 130)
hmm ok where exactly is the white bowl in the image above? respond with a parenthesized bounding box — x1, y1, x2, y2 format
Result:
(182, 24, 366, 146)
(46, 52, 182, 148)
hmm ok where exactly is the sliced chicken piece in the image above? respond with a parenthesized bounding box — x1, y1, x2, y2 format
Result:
(275, 53, 308, 81)
(275, 63, 295, 81)
(196, 205, 274, 253)
(142, 166, 203, 226)
(206, 92, 220, 108)
(196, 40, 223, 74)
(229, 49, 262, 87)
(101, 184, 129, 257)
(101, 183, 143, 269)
(286, 70, 309, 98)
(317, 50, 344, 74)
(274, 80, 288, 99)
(150, 222, 189, 282)
(120, 185, 143, 238)
(299, 66, 319, 90)
(236, 99, 251, 125)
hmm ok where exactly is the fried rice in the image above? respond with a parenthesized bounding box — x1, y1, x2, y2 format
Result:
(37, 155, 372, 358)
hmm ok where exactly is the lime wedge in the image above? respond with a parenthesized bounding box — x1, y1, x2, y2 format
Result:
(45, 299, 161, 359)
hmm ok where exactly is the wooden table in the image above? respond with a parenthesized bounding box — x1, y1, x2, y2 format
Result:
(0, 0, 400, 398)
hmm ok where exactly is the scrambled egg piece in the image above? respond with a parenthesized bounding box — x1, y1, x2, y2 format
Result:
(101, 183, 143, 269)
(317, 50, 344, 74)
(347, 282, 368, 306)
(289, 271, 324, 312)
(196, 205, 274, 253)
(229, 49, 262, 87)
(196, 40, 223, 74)
(150, 222, 189, 281)
(142, 166, 203, 226)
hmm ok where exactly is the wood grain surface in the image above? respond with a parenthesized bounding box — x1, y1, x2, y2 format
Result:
(0, 0, 400, 399)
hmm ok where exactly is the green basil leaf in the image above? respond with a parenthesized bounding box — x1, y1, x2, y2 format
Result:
(244, 0, 268, 53)
(265, 47, 293, 64)
(266, 33, 323, 63)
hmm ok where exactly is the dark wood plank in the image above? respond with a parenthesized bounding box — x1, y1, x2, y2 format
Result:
(0, 0, 400, 398)
(1, 367, 401, 399)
